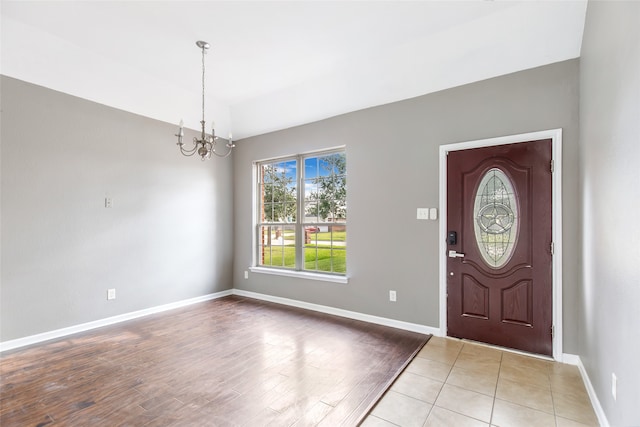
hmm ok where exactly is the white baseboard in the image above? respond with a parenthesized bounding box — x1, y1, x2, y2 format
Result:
(0, 290, 233, 353)
(232, 289, 439, 336)
(0, 289, 435, 353)
(561, 353, 581, 365)
(562, 353, 610, 427)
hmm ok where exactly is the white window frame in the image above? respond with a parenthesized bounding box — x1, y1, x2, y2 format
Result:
(250, 147, 348, 284)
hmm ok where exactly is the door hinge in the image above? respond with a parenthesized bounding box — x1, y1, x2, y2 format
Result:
(550, 159, 555, 173)
(550, 242, 555, 256)
(551, 325, 554, 338)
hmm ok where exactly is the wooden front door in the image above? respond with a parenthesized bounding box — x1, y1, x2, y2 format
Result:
(446, 139, 553, 356)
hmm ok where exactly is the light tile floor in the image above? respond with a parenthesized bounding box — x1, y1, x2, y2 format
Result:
(362, 337, 599, 427)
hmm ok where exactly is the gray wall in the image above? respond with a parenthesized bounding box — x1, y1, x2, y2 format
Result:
(579, 2, 640, 425)
(0, 76, 234, 341)
(233, 59, 581, 353)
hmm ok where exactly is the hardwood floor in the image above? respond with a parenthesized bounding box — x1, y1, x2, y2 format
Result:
(0, 296, 429, 426)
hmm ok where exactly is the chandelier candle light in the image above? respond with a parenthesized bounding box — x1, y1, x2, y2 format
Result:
(175, 40, 234, 160)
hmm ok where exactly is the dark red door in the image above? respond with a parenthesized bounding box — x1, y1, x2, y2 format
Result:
(447, 139, 553, 356)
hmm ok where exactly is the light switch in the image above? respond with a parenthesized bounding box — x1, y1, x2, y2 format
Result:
(417, 208, 430, 220)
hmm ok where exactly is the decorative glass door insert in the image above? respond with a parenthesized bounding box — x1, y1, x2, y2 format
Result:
(473, 168, 519, 268)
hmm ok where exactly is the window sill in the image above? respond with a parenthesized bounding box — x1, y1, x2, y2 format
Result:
(249, 267, 349, 284)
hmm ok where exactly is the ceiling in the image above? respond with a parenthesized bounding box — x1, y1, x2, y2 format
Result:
(1, 1, 587, 140)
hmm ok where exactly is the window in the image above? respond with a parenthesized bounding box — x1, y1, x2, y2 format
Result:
(255, 149, 346, 278)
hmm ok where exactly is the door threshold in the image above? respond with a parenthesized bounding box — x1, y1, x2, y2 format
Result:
(452, 336, 555, 362)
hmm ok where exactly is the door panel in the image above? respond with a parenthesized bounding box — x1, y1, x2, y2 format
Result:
(461, 275, 489, 319)
(447, 139, 552, 356)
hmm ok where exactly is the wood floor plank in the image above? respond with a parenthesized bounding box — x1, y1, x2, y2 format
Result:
(1, 295, 429, 426)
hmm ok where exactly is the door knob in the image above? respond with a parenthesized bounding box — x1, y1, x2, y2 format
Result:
(448, 250, 465, 258)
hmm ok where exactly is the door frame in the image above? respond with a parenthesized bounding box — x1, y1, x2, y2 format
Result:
(438, 129, 563, 360)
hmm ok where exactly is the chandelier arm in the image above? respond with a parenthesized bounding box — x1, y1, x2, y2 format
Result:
(179, 146, 199, 157)
(211, 145, 234, 158)
(179, 137, 203, 156)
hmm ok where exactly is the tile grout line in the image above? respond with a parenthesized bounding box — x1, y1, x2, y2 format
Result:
(488, 349, 505, 426)
(427, 340, 460, 424)
(548, 363, 560, 425)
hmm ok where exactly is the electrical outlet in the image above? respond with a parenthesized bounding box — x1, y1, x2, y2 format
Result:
(244, 271, 249, 279)
(389, 290, 397, 302)
(107, 288, 116, 300)
(612, 373, 617, 401)
(105, 197, 113, 208)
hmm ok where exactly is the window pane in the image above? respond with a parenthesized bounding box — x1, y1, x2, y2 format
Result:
(304, 180, 317, 200)
(284, 202, 296, 223)
(259, 225, 295, 269)
(262, 183, 273, 203)
(303, 225, 346, 274)
(322, 153, 346, 176)
(304, 157, 318, 180)
(286, 184, 297, 203)
(259, 159, 297, 223)
(304, 201, 318, 223)
(337, 176, 347, 221)
(279, 160, 297, 195)
(260, 165, 273, 183)
(305, 152, 347, 223)
(304, 179, 318, 223)
(283, 159, 297, 180)
(318, 156, 331, 175)
(262, 202, 274, 223)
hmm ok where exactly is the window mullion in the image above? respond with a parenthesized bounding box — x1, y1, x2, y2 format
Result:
(295, 155, 304, 271)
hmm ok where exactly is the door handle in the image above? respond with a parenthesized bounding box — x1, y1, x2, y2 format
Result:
(448, 250, 465, 258)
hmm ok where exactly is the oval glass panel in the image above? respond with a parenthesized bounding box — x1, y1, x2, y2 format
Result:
(473, 168, 519, 268)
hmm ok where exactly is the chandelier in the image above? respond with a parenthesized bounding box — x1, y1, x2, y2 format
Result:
(175, 41, 234, 160)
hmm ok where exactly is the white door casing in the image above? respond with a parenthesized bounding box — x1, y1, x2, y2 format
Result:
(438, 129, 563, 360)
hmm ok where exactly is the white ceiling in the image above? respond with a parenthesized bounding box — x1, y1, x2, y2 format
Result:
(1, 1, 587, 140)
